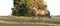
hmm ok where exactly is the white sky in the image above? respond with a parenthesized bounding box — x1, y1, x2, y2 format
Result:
(0, 0, 13, 16)
(44, 0, 60, 16)
(0, 0, 60, 16)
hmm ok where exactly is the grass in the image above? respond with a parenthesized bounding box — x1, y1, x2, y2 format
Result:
(0, 16, 60, 26)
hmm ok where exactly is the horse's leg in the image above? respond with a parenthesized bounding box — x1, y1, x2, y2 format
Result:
(31, 11, 35, 19)
(39, 15, 41, 19)
(32, 15, 36, 19)
(48, 13, 51, 18)
(32, 16, 34, 19)
(32, 14, 36, 19)
(48, 15, 51, 18)
(38, 14, 41, 19)
(46, 13, 51, 18)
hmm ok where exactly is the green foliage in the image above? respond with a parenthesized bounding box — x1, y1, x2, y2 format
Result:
(12, 0, 47, 16)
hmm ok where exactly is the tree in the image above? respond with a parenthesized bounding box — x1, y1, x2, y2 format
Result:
(12, 0, 47, 16)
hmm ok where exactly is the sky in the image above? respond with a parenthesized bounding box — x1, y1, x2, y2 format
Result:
(45, 0, 60, 16)
(0, 0, 60, 16)
(0, 0, 13, 16)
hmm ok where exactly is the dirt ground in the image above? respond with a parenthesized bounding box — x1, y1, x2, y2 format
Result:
(0, 16, 60, 26)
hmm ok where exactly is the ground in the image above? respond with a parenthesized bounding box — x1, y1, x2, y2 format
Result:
(0, 16, 60, 26)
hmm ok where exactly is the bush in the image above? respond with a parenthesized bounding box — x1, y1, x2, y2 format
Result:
(12, 0, 47, 16)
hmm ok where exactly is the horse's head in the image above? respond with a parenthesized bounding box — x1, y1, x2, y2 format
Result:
(33, 7, 38, 11)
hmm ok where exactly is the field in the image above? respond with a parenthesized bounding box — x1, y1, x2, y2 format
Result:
(0, 16, 60, 26)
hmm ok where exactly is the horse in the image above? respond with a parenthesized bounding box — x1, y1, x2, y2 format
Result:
(32, 7, 51, 19)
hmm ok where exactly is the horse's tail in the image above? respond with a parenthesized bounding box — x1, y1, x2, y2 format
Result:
(47, 10, 51, 18)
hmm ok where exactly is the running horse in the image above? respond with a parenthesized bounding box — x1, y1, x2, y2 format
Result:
(32, 6, 51, 19)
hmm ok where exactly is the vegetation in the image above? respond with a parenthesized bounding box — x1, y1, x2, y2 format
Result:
(12, 0, 47, 16)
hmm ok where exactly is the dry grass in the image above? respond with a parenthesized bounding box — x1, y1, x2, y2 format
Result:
(0, 20, 19, 24)
(0, 16, 60, 26)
